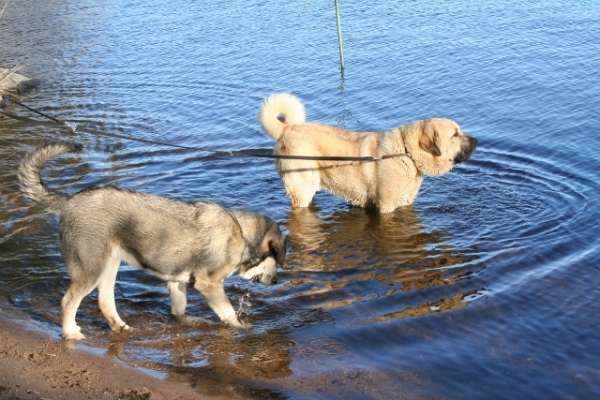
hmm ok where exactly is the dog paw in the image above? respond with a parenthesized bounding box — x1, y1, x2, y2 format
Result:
(108, 322, 131, 333)
(237, 321, 253, 329)
(228, 318, 252, 329)
(63, 330, 86, 340)
(114, 323, 131, 332)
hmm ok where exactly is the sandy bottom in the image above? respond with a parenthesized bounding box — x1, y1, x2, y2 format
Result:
(0, 312, 207, 400)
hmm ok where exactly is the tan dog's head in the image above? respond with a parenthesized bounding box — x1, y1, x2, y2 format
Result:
(404, 118, 477, 176)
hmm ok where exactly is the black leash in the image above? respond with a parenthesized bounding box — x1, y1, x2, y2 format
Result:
(2, 94, 408, 162)
(3, 94, 64, 125)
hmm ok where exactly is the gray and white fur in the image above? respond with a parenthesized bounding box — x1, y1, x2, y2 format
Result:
(18, 141, 286, 340)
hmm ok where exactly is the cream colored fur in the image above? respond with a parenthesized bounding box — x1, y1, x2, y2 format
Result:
(259, 93, 477, 213)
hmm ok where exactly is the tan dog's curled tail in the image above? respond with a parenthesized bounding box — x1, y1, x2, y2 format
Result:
(18, 141, 82, 214)
(259, 93, 306, 140)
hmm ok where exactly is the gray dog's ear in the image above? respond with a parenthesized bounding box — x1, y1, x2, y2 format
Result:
(265, 224, 286, 266)
(269, 235, 286, 266)
(419, 130, 442, 157)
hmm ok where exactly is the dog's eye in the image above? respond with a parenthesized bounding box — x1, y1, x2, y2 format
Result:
(452, 130, 460, 138)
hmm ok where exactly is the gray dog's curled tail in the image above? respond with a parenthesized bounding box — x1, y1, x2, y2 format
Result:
(18, 141, 82, 214)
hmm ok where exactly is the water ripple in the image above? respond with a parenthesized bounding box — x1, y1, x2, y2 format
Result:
(2, 0, 600, 398)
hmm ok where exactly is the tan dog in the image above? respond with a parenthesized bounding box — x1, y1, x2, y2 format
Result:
(259, 93, 478, 213)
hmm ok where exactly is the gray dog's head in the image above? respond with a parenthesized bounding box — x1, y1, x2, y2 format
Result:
(240, 257, 279, 285)
(239, 222, 286, 285)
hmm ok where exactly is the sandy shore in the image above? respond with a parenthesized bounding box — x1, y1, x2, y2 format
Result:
(0, 312, 206, 400)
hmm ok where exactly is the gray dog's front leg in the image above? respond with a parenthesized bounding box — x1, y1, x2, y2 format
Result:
(193, 272, 241, 326)
(167, 281, 187, 316)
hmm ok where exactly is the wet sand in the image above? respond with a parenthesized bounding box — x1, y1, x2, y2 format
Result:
(0, 312, 206, 400)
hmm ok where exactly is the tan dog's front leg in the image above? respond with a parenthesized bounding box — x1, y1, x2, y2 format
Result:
(193, 273, 246, 327)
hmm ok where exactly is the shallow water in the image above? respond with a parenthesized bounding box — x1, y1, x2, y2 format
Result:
(1, 0, 600, 398)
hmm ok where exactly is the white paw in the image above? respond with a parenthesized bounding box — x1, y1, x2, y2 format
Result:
(108, 322, 131, 333)
(226, 317, 252, 329)
(63, 328, 86, 340)
(237, 320, 253, 329)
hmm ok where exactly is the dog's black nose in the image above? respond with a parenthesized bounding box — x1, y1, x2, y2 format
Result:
(454, 137, 478, 164)
(270, 276, 278, 285)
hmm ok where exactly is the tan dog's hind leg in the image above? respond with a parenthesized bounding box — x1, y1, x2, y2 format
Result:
(288, 189, 315, 208)
(193, 270, 247, 327)
(97, 253, 130, 332)
(280, 163, 320, 208)
(167, 281, 187, 316)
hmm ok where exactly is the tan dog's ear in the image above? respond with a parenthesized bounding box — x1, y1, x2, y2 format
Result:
(419, 130, 442, 157)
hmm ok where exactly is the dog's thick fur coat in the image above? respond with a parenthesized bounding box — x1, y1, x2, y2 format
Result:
(19, 142, 286, 340)
(259, 93, 478, 212)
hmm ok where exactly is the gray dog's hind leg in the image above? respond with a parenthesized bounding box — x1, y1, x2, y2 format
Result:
(61, 275, 96, 340)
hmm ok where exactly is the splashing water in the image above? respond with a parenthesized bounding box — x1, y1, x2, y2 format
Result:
(236, 292, 252, 320)
(64, 121, 78, 131)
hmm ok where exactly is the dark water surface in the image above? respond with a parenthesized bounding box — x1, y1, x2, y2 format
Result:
(1, 0, 600, 398)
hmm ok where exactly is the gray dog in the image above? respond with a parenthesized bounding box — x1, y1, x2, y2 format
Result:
(19, 142, 286, 340)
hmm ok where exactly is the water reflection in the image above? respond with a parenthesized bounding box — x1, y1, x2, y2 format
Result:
(4, 0, 600, 396)
(335, 78, 359, 128)
(102, 326, 293, 399)
(283, 205, 481, 324)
